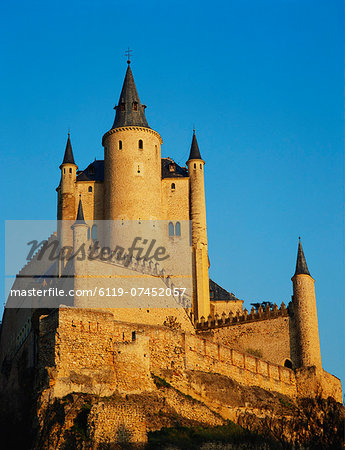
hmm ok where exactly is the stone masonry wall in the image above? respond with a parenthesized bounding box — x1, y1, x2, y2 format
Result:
(39, 308, 298, 401)
(203, 315, 297, 367)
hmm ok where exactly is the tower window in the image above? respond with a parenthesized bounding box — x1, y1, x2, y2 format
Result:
(69, 168, 72, 173)
(284, 359, 293, 369)
(175, 222, 181, 236)
(91, 224, 98, 241)
(168, 222, 174, 236)
(119, 140, 122, 150)
(200, 164, 202, 169)
(120, 103, 125, 111)
(171, 183, 175, 191)
(137, 165, 141, 174)
(138, 139, 143, 149)
(194, 163, 196, 169)
(63, 168, 65, 174)
(88, 186, 92, 192)
(133, 102, 138, 111)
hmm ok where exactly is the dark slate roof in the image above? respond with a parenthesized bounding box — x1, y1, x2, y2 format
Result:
(161, 158, 188, 179)
(61, 133, 76, 166)
(77, 160, 104, 182)
(112, 63, 150, 129)
(76, 158, 188, 182)
(294, 238, 311, 276)
(209, 279, 240, 302)
(74, 199, 86, 225)
(187, 130, 202, 161)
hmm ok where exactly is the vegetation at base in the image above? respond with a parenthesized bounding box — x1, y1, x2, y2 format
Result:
(245, 348, 263, 358)
(151, 374, 172, 388)
(147, 421, 285, 449)
(70, 402, 92, 441)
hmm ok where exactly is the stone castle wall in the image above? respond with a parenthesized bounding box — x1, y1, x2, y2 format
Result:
(39, 308, 299, 400)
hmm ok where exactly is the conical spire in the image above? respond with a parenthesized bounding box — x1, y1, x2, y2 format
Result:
(112, 63, 149, 129)
(294, 237, 310, 276)
(74, 198, 86, 225)
(187, 129, 202, 161)
(61, 133, 76, 166)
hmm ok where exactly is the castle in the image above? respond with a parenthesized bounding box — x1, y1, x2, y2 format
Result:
(0, 60, 342, 448)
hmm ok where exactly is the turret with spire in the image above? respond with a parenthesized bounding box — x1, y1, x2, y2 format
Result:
(112, 62, 150, 129)
(291, 238, 322, 368)
(102, 61, 163, 237)
(186, 130, 210, 320)
(57, 133, 78, 268)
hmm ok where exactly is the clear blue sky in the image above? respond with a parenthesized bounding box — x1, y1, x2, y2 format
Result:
(0, 1, 343, 385)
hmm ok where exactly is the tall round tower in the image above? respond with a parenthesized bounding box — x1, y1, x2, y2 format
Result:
(186, 131, 210, 320)
(58, 133, 77, 222)
(102, 62, 162, 228)
(57, 133, 78, 270)
(291, 238, 322, 368)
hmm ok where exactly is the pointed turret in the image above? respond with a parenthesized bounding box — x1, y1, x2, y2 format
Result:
(60, 133, 76, 167)
(187, 130, 202, 161)
(291, 238, 322, 368)
(294, 237, 310, 276)
(74, 198, 86, 225)
(112, 62, 149, 129)
(186, 129, 210, 320)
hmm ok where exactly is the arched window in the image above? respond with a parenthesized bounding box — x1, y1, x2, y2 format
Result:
(194, 163, 196, 169)
(88, 186, 92, 192)
(119, 140, 122, 150)
(69, 168, 72, 173)
(171, 183, 175, 190)
(175, 222, 181, 236)
(138, 139, 143, 149)
(168, 222, 174, 236)
(284, 359, 293, 369)
(91, 224, 98, 241)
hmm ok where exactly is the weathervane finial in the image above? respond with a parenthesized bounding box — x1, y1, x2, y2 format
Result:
(125, 47, 133, 64)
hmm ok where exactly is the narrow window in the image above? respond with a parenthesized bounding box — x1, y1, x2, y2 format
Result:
(132, 331, 136, 341)
(168, 222, 174, 236)
(137, 165, 141, 174)
(194, 163, 196, 169)
(63, 168, 65, 174)
(88, 186, 92, 192)
(175, 222, 181, 236)
(200, 164, 202, 169)
(91, 224, 98, 241)
(119, 140, 122, 150)
(69, 168, 72, 174)
(138, 139, 143, 149)
(133, 102, 138, 111)
(120, 103, 125, 111)
(171, 183, 175, 190)
(284, 359, 293, 369)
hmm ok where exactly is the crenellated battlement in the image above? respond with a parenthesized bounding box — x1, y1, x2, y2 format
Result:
(195, 302, 289, 331)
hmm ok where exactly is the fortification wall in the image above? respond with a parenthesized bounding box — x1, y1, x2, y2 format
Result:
(206, 315, 296, 367)
(184, 333, 297, 397)
(39, 308, 298, 401)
